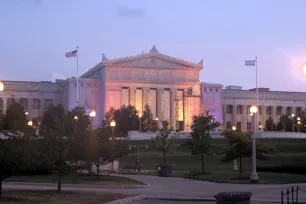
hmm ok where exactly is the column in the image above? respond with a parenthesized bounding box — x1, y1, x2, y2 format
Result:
(129, 88, 136, 106)
(261, 106, 266, 129)
(232, 104, 237, 128)
(272, 106, 277, 123)
(281, 106, 286, 116)
(2, 98, 7, 114)
(27, 98, 31, 118)
(170, 89, 176, 130)
(241, 105, 247, 132)
(143, 88, 149, 110)
(157, 89, 163, 128)
(292, 106, 296, 116)
(40, 98, 44, 116)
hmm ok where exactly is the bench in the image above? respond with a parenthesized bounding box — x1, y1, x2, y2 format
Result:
(118, 166, 137, 174)
(185, 171, 200, 180)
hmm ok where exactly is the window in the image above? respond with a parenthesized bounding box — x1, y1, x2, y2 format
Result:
(237, 105, 243, 114)
(296, 107, 301, 116)
(247, 105, 251, 114)
(216, 88, 219, 92)
(259, 106, 262, 115)
(226, 105, 233, 114)
(286, 107, 291, 115)
(226, 122, 232, 129)
(210, 88, 212, 92)
(276, 106, 281, 115)
(247, 122, 252, 131)
(33, 99, 40, 109)
(19, 98, 28, 110)
(44, 99, 53, 109)
(266, 106, 272, 115)
(204, 88, 207, 92)
(237, 122, 241, 131)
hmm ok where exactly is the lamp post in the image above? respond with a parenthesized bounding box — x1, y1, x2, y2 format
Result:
(139, 114, 142, 132)
(297, 117, 301, 132)
(231, 125, 238, 171)
(28, 120, 33, 127)
(291, 113, 295, 132)
(89, 110, 96, 128)
(250, 105, 258, 183)
(110, 120, 116, 140)
(73, 115, 78, 133)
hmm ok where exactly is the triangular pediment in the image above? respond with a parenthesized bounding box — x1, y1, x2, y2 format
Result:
(103, 53, 202, 69)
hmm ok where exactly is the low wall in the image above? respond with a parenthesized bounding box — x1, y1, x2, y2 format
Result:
(128, 130, 306, 140)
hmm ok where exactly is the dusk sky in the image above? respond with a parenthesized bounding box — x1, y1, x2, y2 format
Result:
(1, 0, 306, 91)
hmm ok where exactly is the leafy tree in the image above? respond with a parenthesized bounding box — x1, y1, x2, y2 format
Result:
(40, 105, 71, 192)
(184, 111, 220, 173)
(3, 102, 26, 133)
(85, 127, 127, 176)
(221, 130, 277, 177)
(0, 136, 24, 199)
(142, 104, 154, 132)
(277, 115, 292, 132)
(265, 116, 274, 131)
(65, 106, 90, 135)
(105, 105, 139, 136)
(152, 121, 173, 166)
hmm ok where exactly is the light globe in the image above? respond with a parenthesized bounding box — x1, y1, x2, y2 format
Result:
(0, 81, 4, 92)
(110, 120, 116, 127)
(250, 105, 257, 114)
(232, 126, 236, 131)
(89, 110, 96, 118)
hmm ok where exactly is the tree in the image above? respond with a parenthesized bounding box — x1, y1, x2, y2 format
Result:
(105, 105, 139, 136)
(3, 102, 26, 133)
(221, 130, 277, 177)
(184, 111, 220, 174)
(152, 121, 173, 166)
(0, 136, 24, 199)
(85, 127, 127, 176)
(277, 115, 292, 132)
(265, 116, 274, 131)
(142, 104, 154, 132)
(40, 105, 71, 192)
(65, 106, 90, 135)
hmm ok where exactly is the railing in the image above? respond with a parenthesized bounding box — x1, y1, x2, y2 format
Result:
(281, 186, 306, 204)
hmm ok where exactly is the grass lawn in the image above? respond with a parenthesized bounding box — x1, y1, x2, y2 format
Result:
(6, 173, 144, 185)
(119, 138, 306, 184)
(0, 190, 129, 204)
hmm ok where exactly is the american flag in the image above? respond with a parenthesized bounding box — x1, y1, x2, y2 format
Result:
(65, 49, 77, 58)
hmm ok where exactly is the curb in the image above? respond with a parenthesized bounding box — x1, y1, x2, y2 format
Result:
(104, 195, 146, 204)
(5, 182, 149, 189)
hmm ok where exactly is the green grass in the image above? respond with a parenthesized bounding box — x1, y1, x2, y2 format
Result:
(0, 190, 129, 204)
(6, 173, 144, 185)
(119, 138, 306, 184)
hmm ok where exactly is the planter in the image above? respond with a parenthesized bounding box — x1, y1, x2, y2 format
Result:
(158, 165, 172, 177)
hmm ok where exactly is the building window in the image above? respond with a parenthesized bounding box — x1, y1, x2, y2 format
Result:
(204, 88, 207, 92)
(266, 106, 272, 115)
(259, 106, 262, 115)
(210, 88, 212, 92)
(296, 107, 301, 116)
(227, 121, 232, 129)
(19, 98, 28, 111)
(247, 105, 251, 115)
(286, 107, 291, 115)
(237, 122, 241, 131)
(226, 105, 232, 114)
(237, 105, 243, 114)
(33, 99, 40, 109)
(247, 122, 252, 131)
(44, 99, 53, 109)
(216, 88, 219, 92)
(276, 106, 281, 115)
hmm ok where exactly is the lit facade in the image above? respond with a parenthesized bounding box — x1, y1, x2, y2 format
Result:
(1, 46, 305, 132)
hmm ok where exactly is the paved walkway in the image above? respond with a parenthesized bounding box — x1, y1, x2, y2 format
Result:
(4, 174, 306, 202)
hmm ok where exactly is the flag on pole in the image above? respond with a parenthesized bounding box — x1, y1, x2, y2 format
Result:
(245, 60, 256, 66)
(65, 49, 77, 58)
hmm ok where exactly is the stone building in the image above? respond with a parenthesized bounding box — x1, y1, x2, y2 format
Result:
(1, 46, 305, 132)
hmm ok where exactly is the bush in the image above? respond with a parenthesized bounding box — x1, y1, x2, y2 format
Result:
(258, 166, 306, 175)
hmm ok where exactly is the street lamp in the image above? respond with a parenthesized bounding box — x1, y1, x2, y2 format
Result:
(249, 105, 259, 183)
(231, 125, 238, 171)
(110, 120, 116, 139)
(25, 112, 28, 115)
(291, 113, 295, 132)
(89, 110, 96, 128)
(28, 120, 33, 127)
(0, 81, 4, 92)
(297, 117, 301, 132)
(139, 114, 142, 132)
(73, 116, 78, 133)
(130, 144, 148, 171)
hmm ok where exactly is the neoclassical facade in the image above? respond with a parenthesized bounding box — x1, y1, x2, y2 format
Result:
(1, 46, 305, 132)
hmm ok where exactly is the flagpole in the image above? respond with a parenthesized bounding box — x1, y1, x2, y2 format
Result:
(76, 46, 79, 107)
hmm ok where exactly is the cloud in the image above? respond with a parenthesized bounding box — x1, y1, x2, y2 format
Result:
(50, 72, 66, 82)
(116, 4, 146, 18)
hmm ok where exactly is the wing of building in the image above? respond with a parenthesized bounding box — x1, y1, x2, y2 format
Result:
(0, 46, 304, 132)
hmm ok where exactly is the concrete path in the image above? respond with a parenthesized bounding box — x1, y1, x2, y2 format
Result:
(4, 174, 306, 202)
